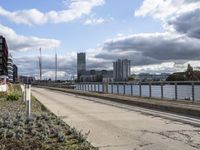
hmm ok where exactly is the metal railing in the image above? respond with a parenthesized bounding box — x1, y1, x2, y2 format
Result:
(33, 82, 76, 89)
(75, 81, 200, 102)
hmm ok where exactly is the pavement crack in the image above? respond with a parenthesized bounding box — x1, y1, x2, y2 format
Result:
(141, 130, 200, 149)
(98, 144, 133, 148)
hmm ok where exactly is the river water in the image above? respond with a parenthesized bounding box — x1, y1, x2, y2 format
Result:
(77, 84, 200, 102)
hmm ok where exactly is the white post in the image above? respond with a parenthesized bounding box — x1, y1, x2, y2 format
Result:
(21, 84, 26, 102)
(24, 84, 27, 102)
(26, 84, 31, 118)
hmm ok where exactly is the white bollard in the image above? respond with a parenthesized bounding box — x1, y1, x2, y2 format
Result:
(24, 84, 27, 102)
(26, 84, 31, 118)
(21, 84, 26, 102)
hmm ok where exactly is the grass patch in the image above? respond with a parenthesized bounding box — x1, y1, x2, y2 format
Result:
(0, 84, 97, 150)
(6, 92, 21, 101)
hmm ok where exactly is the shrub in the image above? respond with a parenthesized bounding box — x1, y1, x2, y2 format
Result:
(6, 93, 20, 101)
(6, 130, 15, 138)
(57, 132, 65, 142)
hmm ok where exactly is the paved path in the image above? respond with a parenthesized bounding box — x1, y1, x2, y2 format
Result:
(32, 87, 200, 150)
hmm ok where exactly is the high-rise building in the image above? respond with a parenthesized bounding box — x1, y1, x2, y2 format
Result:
(13, 64, 18, 83)
(113, 59, 131, 81)
(8, 53, 13, 82)
(0, 36, 8, 76)
(77, 53, 86, 81)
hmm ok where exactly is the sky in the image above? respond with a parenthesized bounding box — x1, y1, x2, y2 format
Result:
(0, 0, 200, 80)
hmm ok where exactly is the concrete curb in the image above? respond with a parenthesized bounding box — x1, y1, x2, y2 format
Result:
(36, 86, 200, 118)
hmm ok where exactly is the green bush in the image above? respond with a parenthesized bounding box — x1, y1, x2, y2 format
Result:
(6, 93, 20, 101)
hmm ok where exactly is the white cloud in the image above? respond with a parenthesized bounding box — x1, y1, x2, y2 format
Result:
(135, 0, 200, 20)
(42, 71, 67, 80)
(84, 17, 105, 25)
(132, 61, 200, 74)
(0, 23, 60, 51)
(7, 0, 200, 77)
(132, 62, 176, 74)
(0, 0, 105, 25)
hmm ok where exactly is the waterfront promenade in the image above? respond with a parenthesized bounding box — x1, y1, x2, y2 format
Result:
(32, 87, 200, 150)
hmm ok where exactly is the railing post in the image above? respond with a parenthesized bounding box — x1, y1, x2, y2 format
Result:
(175, 82, 178, 100)
(84, 83, 86, 91)
(103, 83, 105, 93)
(117, 83, 119, 95)
(131, 84, 133, 96)
(87, 83, 89, 91)
(103, 83, 108, 93)
(104, 83, 106, 93)
(107, 83, 108, 93)
(98, 83, 100, 93)
(94, 82, 96, 92)
(192, 82, 195, 102)
(149, 82, 152, 97)
(123, 83, 126, 95)
(91, 83, 93, 91)
(111, 83, 113, 94)
(161, 82, 164, 99)
(106, 83, 108, 93)
(139, 82, 142, 97)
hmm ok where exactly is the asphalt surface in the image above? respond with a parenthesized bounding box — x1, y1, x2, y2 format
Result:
(32, 87, 200, 150)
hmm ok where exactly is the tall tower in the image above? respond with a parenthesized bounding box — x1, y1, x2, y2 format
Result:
(77, 53, 86, 81)
(113, 59, 131, 82)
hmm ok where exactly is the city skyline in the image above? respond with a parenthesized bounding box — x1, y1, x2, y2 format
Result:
(0, 0, 200, 79)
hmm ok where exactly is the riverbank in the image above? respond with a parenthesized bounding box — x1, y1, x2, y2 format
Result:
(0, 84, 97, 150)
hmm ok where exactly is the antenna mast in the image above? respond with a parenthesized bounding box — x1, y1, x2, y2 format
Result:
(55, 49, 57, 81)
(39, 48, 42, 80)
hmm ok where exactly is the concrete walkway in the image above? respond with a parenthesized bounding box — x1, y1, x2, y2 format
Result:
(38, 86, 200, 117)
(32, 87, 200, 150)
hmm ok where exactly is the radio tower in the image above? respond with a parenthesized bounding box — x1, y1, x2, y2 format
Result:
(55, 49, 58, 81)
(39, 48, 42, 80)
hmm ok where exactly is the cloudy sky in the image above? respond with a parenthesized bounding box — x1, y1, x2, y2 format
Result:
(0, 0, 200, 80)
